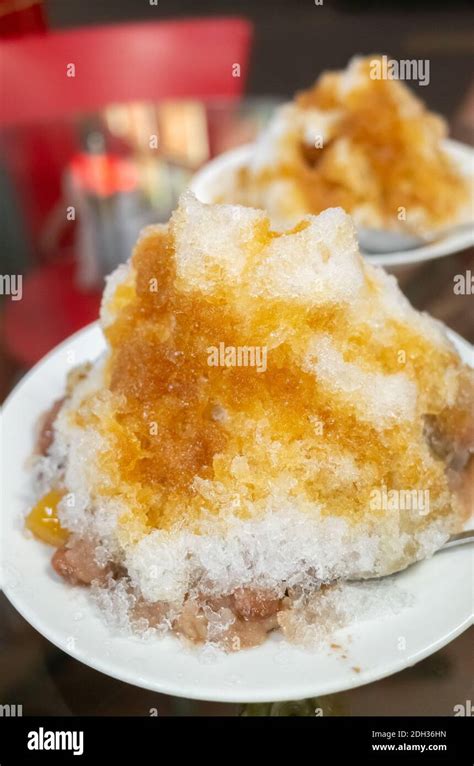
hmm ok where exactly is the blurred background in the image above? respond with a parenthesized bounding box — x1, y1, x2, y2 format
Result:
(0, 0, 473, 716)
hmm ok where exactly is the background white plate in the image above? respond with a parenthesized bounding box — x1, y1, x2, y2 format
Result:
(189, 140, 474, 267)
(1, 323, 473, 703)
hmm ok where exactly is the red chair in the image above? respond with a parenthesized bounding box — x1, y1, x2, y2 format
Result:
(0, 18, 252, 125)
(1, 18, 253, 367)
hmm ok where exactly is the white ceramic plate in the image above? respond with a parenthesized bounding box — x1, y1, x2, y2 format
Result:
(189, 140, 474, 267)
(1, 323, 473, 703)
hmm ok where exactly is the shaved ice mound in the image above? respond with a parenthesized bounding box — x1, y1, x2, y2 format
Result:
(27, 191, 473, 650)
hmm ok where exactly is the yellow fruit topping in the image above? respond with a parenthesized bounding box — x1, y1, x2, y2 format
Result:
(25, 489, 69, 547)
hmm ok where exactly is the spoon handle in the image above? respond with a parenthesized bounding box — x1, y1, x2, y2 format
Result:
(440, 530, 474, 550)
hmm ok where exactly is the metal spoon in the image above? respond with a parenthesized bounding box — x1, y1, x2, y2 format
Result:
(353, 529, 474, 582)
(438, 529, 474, 550)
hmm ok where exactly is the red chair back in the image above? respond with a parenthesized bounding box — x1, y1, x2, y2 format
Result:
(0, 18, 253, 125)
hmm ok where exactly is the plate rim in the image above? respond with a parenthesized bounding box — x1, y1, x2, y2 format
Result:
(3, 570, 472, 703)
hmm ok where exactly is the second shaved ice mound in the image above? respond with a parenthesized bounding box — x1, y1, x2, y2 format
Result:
(28, 192, 473, 650)
(221, 56, 472, 235)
